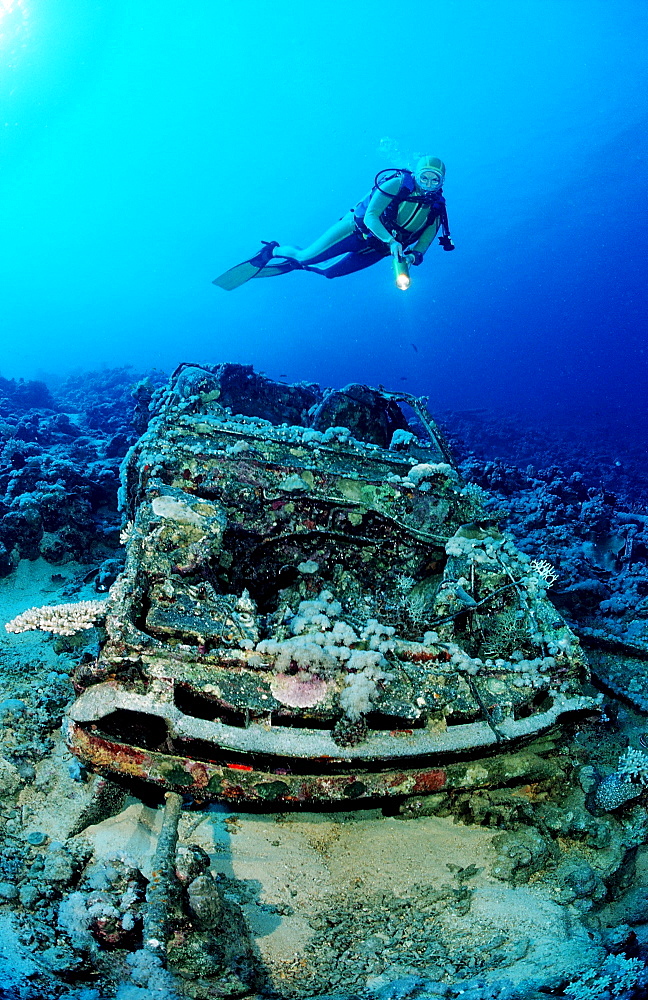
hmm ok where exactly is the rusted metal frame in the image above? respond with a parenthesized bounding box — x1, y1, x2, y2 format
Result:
(422, 581, 520, 630)
(378, 390, 456, 467)
(259, 492, 450, 548)
(69, 722, 448, 803)
(177, 457, 454, 548)
(143, 791, 184, 958)
(456, 670, 504, 743)
(366, 508, 451, 546)
(390, 653, 422, 686)
(255, 527, 380, 549)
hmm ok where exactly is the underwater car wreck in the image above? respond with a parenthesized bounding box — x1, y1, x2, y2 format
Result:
(65, 363, 600, 805)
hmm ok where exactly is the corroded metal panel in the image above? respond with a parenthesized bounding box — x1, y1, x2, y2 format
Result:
(67, 364, 599, 802)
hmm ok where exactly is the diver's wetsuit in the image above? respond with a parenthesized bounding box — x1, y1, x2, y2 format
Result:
(257, 173, 443, 280)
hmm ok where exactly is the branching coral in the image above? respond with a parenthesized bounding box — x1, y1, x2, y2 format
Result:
(617, 746, 648, 782)
(564, 953, 648, 999)
(479, 607, 534, 656)
(5, 599, 108, 636)
(530, 558, 559, 587)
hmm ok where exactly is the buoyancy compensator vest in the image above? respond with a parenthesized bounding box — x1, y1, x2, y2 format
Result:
(354, 168, 454, 249)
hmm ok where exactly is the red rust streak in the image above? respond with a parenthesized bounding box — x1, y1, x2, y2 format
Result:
(412, 770, 447, 793)
(399, 650, 437, 663)
(77, 730, 148, 768)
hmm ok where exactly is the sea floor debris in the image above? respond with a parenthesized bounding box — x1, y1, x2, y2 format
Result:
(0, 365, 647, 999)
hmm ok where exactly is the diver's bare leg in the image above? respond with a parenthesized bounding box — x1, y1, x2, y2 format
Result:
(274, 213, 356, 263)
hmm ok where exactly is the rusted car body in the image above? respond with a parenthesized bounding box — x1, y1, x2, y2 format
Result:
(65, 364, 598, 804)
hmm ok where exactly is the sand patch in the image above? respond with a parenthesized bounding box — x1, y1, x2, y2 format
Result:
(75, 802, 164, 878)
(169, 808, 607, 992)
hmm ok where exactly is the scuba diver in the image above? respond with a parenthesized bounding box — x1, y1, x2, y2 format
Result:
(213, 154, 454, 290)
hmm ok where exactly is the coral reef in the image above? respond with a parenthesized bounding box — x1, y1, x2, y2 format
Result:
(0, 366, 647, 999)
(441, 409, 648, 711)
(0, 367, 166, 580)
(442, 410, 648, 629)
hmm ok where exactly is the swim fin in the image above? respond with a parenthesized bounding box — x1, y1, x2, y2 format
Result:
(250, 257, 302, 278)
(212, 241, 280, 290)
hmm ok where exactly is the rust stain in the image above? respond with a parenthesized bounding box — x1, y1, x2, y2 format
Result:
(186, 761, 210, 787)
(398, 649, 437, 663)
(73, 727, 148, 769)
(412, 770, 447, 793)
(70, 728, 462, 805)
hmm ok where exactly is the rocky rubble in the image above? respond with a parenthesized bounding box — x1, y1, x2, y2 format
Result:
(0, 368, 647, 998)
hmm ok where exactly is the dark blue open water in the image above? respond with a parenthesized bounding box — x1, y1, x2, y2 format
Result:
(0, 0, 646, 438)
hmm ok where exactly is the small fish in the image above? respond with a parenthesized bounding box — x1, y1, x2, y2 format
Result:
(399, 376, 408, 381)
(411, 343, 418, 353)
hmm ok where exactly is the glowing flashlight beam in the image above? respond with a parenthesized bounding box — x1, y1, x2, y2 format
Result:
(393, 255, 411, 290)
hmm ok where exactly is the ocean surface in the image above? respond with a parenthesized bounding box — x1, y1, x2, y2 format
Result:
(1, 0, 646, 440)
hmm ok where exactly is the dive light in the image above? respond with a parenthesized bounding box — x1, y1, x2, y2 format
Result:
(392, 248, 411, 290)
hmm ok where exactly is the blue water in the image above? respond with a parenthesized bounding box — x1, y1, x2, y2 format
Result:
(1, 0, 646, 432)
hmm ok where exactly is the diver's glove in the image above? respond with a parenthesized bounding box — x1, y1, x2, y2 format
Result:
(405, 250, 424, 266)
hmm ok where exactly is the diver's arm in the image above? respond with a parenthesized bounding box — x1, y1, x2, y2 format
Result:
(411, 219, 440, 255)
(363, 176, 403, 246)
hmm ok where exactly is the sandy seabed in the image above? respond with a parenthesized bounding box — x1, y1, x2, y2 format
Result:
(0, 559, 646, 1000)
